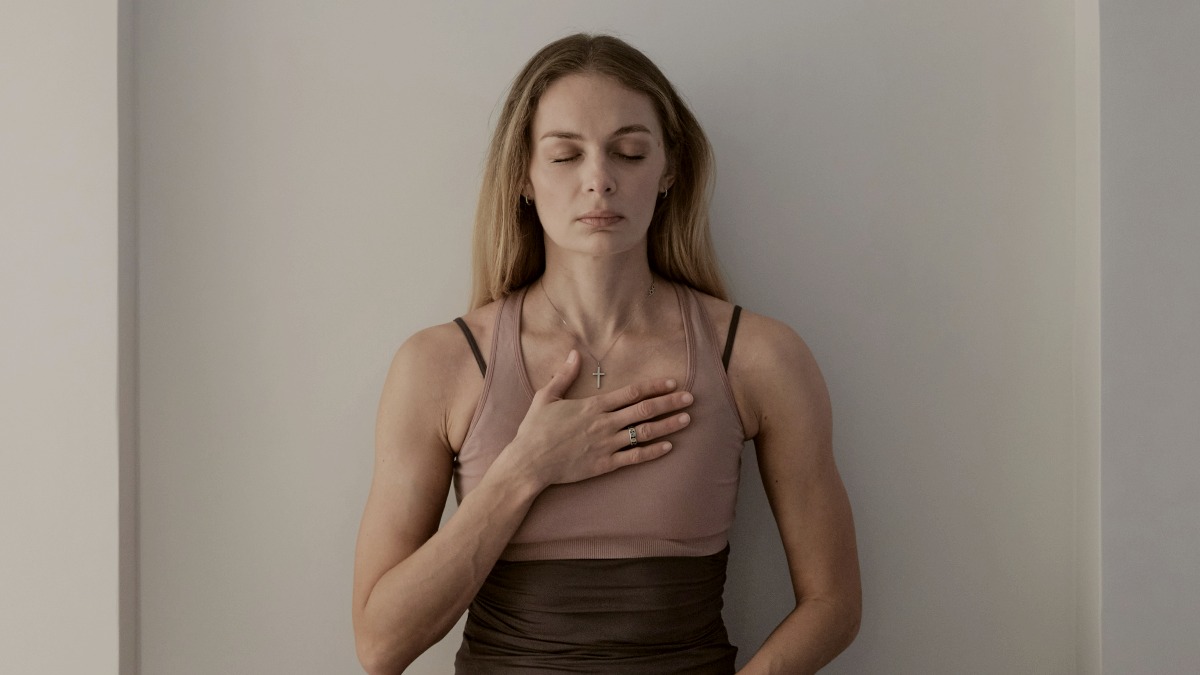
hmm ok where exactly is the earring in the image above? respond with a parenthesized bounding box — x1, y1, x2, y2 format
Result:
(661, 187, 669, 198)
(522, 195, 533, 206)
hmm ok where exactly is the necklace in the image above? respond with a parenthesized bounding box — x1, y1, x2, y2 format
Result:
(540, 276, 656, 388)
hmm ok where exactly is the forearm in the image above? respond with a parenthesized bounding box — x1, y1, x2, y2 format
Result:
(357, 453, 541, 674)
(736, 596, 860, 675)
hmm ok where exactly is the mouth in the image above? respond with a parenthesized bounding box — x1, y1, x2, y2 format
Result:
(577, 211, 624, 227)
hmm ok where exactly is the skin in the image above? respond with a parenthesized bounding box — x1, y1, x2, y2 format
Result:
(352, 72, 861, 674)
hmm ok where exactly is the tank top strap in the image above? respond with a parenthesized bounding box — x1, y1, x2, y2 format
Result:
(677, 284, 721, 372)
(460, 287, 528, 450)
(721, 306, 742, 370)
(680, 285, 745, 440)
(453, 318, 487, 377)
(495, 285, 524, 363)
(495, 285, 531, 394)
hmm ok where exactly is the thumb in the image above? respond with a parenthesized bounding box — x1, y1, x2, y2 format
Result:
(539, 349, 580, 401)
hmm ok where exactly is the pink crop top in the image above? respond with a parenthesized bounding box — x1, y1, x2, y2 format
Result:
(453, 282, 747, 561)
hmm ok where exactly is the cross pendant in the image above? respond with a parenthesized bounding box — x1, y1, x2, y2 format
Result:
(593, 363, 605, 388)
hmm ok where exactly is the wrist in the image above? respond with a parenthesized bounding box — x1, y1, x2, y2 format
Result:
(484, 442, 546, 502)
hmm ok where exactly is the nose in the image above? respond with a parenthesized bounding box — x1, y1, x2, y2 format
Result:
(583, 155, 616, 194)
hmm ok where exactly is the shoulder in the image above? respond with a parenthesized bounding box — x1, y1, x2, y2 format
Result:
(389, 299, 502, 376)
(691, 288, 813, 368)
(731, 310, 821, 386)
(692, 290, 828, 441)
(380, 299, 504, 448)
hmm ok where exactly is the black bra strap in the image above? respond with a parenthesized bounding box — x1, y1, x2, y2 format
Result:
(454, 317, 486, 377)
(722, 306, 742, 371)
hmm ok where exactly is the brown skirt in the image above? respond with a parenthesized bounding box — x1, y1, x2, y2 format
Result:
(454, 546, 736, 674)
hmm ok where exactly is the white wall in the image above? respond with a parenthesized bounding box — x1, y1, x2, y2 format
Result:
(0, 2, 125, 674)
(133, 2, 1090, 673)
(1100, 3, 1200, 673)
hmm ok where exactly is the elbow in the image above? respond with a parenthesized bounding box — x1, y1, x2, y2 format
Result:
(795, 594, 860, 656)
(844, 605, 862, 646)
(354, 601, 459, 674)
(355, 631, 417, 675)
(825, 581, 861, 652)
(838, 599, 862, 652)
(355, 638, 393, 675)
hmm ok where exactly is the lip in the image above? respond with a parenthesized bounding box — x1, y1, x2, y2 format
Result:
(577, 210, 624, 227)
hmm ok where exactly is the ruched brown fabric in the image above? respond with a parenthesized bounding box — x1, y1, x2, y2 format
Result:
(454, 547, 737, 673)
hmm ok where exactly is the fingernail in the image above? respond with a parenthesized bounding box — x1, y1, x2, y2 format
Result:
(681, 392, 694, 404)
(663, 442, 673, 451)
(666, 379, 677, 388)
(679, 413, 690, 424)
(566, 350, 577, 364)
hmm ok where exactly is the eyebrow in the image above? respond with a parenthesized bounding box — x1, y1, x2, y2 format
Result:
(538, 124, 654, 142)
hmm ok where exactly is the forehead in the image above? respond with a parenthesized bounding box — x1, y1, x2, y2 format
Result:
(531, 73, 662, 139)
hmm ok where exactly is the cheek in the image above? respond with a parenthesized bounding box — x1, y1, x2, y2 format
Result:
(634, 165, 666, 198)
(530, 166, 569, 196)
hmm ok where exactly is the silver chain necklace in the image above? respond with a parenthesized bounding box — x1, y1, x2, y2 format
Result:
(540, 277, 656, 388)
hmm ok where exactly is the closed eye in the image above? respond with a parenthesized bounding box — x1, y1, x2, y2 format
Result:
(550, 153, 645, 163)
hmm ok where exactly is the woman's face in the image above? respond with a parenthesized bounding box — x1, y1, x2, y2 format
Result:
(526, 72, 673, 260)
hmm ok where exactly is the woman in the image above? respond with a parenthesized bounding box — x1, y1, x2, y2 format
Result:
(352, 33, 860, 674)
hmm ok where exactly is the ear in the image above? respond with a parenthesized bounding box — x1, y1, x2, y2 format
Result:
(659, 161, 675, 193)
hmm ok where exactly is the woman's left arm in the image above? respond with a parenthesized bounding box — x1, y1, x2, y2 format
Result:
(732, 313, 861, 675)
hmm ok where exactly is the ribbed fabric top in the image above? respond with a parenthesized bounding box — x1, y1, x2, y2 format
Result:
(453, 282, 746, 561)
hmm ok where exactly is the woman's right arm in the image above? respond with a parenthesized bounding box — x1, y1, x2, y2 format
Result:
(352, 327, 692, 674)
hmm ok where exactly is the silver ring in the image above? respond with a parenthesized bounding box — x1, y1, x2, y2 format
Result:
(627, 426, 639, 447)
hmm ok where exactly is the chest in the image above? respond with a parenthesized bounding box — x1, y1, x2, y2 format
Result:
(521, 320, 690, 400)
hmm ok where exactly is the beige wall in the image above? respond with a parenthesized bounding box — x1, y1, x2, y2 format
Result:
(0, 2, 125, 673)
(134, 2, 1092, 673)
(0, 1, 1128, 674)
(1074, 2, 1103, 673)
(1100, 3, 1200, 672)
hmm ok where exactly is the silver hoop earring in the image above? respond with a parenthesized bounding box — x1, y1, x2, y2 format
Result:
(522, 195, 533, 206)
(660, 187, 669, 198)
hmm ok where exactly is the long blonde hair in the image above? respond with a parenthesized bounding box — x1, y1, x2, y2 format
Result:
(469, 33, 728, 309)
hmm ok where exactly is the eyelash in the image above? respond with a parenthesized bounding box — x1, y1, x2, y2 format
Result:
(551, 153, 646, 164)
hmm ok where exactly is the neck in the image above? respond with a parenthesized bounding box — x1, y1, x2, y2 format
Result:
(537, 248, 657, 348)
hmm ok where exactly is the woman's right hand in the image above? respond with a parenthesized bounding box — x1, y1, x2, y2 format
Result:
(500, 349, 694, 489)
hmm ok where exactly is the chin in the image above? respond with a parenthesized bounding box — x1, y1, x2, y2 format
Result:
(549, 232, 649, 259)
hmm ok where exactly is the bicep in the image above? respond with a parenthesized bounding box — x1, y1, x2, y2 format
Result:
(352, 335, 457, 618)
(746, 321, 860, 607)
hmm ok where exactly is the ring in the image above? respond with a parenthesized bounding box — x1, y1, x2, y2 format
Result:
(627, 426, 639, 447)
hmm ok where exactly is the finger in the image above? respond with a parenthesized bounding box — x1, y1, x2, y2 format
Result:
(536, 349, 580, 402)
(609, 390, 694, 430)
(616, 412, 692, 450)
(595, 377, 680, 413)
(605, 441, 674, 471)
